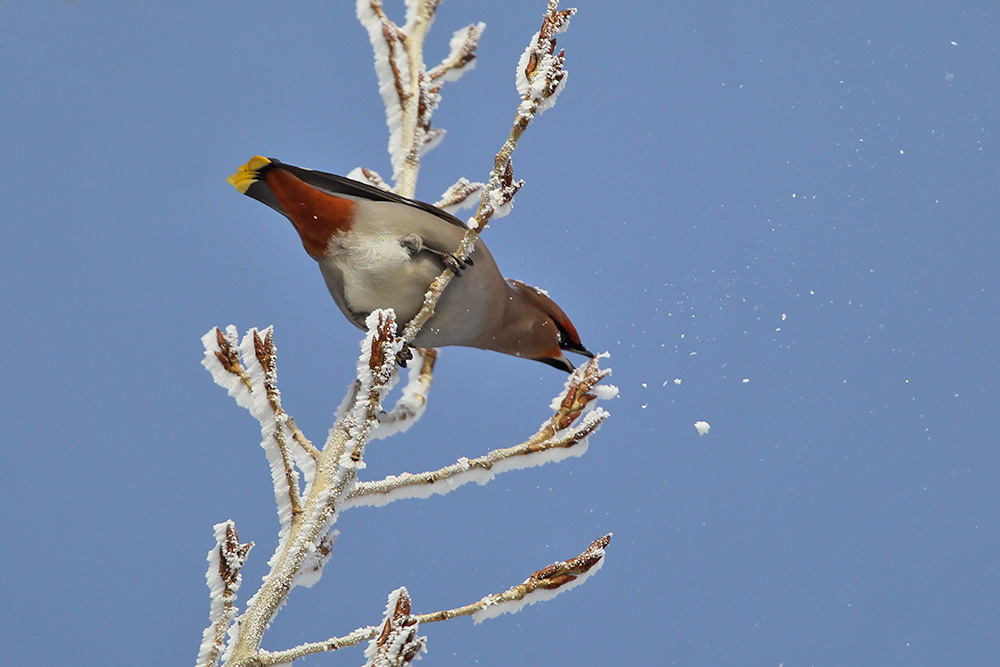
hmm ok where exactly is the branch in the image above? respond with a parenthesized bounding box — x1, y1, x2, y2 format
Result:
(196, 521, 253, 667)
(399, 0, 575, 344)
(357, 0, 484, 197)
(345, 356, 614, 508)
(255, 534, 611, 665)
(217, 312, 402, 667)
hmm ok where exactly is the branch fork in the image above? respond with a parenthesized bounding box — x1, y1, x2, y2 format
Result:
(196, 3, 608, 666)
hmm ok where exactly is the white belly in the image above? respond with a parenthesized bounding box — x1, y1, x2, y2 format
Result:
(335, 233, 435, 321)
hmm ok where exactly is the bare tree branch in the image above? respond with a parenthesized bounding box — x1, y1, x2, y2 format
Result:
(399, 1, 576, 344)
(255, 534, 611, 665)
(196, 522, 253, 667)
(347, 356, 612, 507)
(196, 4, 608, 665)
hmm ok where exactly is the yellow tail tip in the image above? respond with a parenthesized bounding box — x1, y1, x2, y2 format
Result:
(227, 155, 272, 193)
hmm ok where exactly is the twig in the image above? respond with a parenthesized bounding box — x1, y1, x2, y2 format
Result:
(347, 356, 613, 507)
(373, 347, 438, 439)
(399, 1, 574, 344)
(221, 312, 402, 667)
(255, 534, 611, 665)
(196, 522, 253, 667)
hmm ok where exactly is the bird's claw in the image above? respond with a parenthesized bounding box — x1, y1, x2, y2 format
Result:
(400, 234, 472, 273)
(395, 342, 413, 368)
(440, 252, 473, 273)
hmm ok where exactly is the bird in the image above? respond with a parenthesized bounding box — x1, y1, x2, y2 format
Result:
(227, 156, 592, 372)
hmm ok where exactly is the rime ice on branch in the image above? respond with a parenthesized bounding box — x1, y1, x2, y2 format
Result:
(356, 0, 485, 198)
(196, 3, 611, 666)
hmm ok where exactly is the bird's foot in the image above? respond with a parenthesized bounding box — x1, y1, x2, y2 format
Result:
(438, 251, 473, 273)
(399, 234, 473, 273)
(395, 341, 413, 368)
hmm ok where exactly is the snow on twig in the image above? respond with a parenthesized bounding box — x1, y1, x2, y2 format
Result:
(363, 588, 427, 667)
(398, 0, 575, 342)
(356, 0, 485, 196)
(372, 347, 437, 440)
(515, 0, 575, 124)
(252, 535, 611, 665)
(345, 356, 613, 508)
(434, 177, 485, 215)
(347, 166, 394, 192)
(196, 521, 253, 667)
(201, 327, 318, 533)
(470, 533, 611, 623)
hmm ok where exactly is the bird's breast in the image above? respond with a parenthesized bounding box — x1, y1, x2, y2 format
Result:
(320, 231, 437, 323)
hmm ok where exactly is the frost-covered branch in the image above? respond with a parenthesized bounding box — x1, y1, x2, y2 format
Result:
(200, 313, 403, 667)
(196, 522, 253, 667)
(398, 0, 576, 344)
(252, 535, 611, 665)
(196, 4, 605, 666)
(202, 326, 318, 528)
(430, 532, 612, 624)
(357, 0, 484, 197)
(346, 356, 615, 507)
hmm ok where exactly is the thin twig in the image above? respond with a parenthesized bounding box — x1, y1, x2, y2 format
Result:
(400, 2, 572, 344)
(349, 356, 611, 505)
(256, 534, 611, 666)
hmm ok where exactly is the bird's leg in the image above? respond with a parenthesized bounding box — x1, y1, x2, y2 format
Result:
(400, 234, 473, 272)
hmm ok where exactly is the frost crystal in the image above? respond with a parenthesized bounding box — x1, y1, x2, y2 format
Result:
(196, 521, 252, 667)
(364, 587, 426, 667)
(356, 1, 410, 179)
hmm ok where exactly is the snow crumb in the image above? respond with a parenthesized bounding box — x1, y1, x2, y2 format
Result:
(674, 378, 682, 385)
(488, 186, 516, 218)
(593, 383, 619, 400)
(742, 378, 750, 384)
(694, 421, 711, 436)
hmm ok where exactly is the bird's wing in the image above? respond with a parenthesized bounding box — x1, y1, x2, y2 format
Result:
(271, 159, 471, 231)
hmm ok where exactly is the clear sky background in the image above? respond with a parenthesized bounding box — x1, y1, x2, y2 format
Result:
(2, 1, 997, 665)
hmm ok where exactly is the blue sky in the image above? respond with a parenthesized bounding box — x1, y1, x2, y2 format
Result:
(2, 1, 997, 665)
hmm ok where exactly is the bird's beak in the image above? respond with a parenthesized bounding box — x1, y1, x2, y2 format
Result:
(227, 155, 273, 193)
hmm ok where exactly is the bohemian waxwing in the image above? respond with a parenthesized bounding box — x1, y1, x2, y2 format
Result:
(227, 156, 593, 372)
